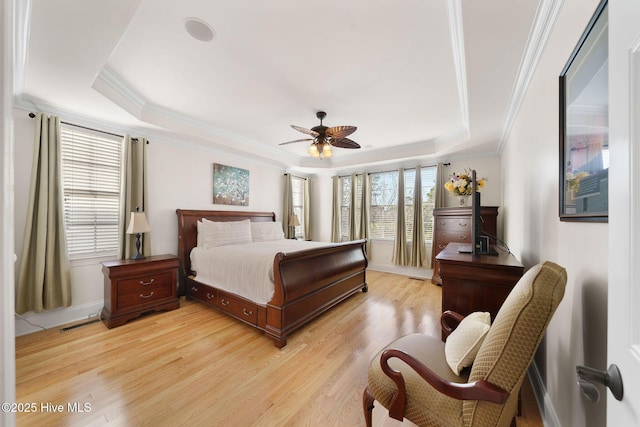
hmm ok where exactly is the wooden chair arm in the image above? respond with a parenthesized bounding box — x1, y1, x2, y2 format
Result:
(441, 310, 466, 341)
(380, 348, 509, 421)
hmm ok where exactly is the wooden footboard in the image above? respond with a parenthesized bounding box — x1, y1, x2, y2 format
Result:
(176, 209, 368, 348)
(266, 239, 368, 347)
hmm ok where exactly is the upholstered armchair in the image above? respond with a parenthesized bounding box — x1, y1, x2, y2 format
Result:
(363, 261, 567, 427)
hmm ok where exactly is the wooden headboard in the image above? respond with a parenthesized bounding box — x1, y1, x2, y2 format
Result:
(175, 209, 276, 281)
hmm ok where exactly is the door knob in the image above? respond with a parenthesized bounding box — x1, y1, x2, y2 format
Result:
(576, 364, 623, 402)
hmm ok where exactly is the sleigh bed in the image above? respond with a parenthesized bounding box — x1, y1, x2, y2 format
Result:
(176, 209, 368, 348)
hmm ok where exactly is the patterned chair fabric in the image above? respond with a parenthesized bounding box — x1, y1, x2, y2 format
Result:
(364, 261, 567, 427)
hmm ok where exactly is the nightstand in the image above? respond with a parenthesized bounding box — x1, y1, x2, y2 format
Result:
(101, 254, 180, 328)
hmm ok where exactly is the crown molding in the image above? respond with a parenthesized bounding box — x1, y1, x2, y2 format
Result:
(497, 0, 564, 153)
(447, 0, 469, 129)
(13, 0, 31, 98)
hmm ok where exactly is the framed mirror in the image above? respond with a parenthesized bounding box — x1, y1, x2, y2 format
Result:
(559, 0, 608, 222)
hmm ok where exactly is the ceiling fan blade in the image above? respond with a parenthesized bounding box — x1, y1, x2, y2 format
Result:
(279, 138, 314, 146)
(330, 137, 361, 149)
(326, 125, 357, 139)
(291, 125, 319, 137)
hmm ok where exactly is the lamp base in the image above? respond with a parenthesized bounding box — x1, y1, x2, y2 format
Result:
(130, 233, 146, 260)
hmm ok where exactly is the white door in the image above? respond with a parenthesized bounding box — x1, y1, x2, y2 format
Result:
(608, 0, 640, 424)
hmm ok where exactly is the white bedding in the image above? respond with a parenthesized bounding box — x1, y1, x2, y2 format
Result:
(190, 240, 337, 304)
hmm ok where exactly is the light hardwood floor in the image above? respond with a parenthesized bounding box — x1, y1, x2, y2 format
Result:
(15, 270, 542, 426)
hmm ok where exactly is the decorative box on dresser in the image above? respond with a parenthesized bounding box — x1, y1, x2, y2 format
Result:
(431, 206, 499, 285)
(101, 254, 180, 328)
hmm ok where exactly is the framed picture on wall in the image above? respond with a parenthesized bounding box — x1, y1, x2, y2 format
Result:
(213, 163, 250, 206)
(559, 0, 608, 222)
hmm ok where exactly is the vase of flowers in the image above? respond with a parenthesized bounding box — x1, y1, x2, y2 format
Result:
(444, 169, 486, 206)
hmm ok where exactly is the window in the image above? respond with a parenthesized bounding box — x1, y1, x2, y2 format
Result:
(404, 167, 437, 242)
(60, 124, 122, 258)
(291, 176, 306, 239)
(339, 176, 351, 241)
(370, 171, 398, 239)
(339, 166, 436, 242)
(339, 175, 363, 241)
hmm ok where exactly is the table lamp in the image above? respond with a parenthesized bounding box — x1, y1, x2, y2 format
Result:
(126, 211, 151, 260)
(289, 214, 300, 239)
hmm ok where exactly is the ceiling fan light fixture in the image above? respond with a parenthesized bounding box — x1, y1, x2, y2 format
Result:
(309, 143, 320, 158)
(322, 142, 333, 158)
(280, 111, 359, 159)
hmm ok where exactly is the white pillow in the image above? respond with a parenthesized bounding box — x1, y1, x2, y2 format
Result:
(251, 221, 285, 242)
(196, 220, 204, 247)
(444, 311, 491, 375)
(201, 218, 252, 248)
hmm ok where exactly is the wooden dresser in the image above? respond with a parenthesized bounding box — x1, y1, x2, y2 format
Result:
(101, 254, 180, 328)
(436, 242, 524, 339)
(431, 206, 499, 285)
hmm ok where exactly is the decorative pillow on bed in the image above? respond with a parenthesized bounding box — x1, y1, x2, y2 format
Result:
(444, 311, 491, 375)
(197, 220, 204, 247)
(251, 221, 285, 242)
(201, 218, 252, 248)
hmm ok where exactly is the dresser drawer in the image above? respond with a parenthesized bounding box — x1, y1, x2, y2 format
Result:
(117, 271, 173, 295)
(435, 230, 471, 244)
(435, 217, 470, 230)
(218, 293, 258, 325)
(117, 283, 173, 309)
(188, 283, 217, 305)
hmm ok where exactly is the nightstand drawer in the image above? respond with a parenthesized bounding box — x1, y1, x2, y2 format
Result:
(219, 293, 258, 325)
(101, 254, 179, 328)
(117, 284, 173, 309)
(117, 271, 173, 295)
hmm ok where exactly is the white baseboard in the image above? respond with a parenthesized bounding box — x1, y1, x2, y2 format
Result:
(15, 301, 104, 336)
(528, 361, 561, 427)
(367, 262, 433, 280)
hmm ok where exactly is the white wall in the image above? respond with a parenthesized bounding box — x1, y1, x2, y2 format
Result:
(13, 109, 285, 335)
(501, 0, 606, 426)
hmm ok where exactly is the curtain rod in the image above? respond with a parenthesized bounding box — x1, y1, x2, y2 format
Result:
(28, 112, 148, 143)
(335, 163, 438, 179)
(284, 173, 308, 180)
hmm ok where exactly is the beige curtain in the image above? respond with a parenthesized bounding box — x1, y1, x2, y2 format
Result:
(283, 174, 295, 239)
(16, 113, 72, 314)
(392, 168, 408, 265)
(119, 135, 150, 259)
(410, 167, 428, 267)
(359, 173, 371, 258)
(348, 174, 358, 240)
(303, 177, 310, 240)
(431, 162, 446, 263)
(435, 162, 446, 208)
(330, 176, 341, 242)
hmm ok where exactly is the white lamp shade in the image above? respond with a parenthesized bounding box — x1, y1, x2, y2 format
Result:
(308, 143, 320, 158)
(322, 142, 333, 158)
(289, 214, 300, 227)
(126, 212, 151, 234)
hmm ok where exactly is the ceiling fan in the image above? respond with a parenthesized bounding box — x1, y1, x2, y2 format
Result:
(279, 111, 360, 159)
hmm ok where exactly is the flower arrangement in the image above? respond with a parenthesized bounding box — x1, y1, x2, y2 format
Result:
(444, 169, 486, 196)
(566, 171, 589, 193)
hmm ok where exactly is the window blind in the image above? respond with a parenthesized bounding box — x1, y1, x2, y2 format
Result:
(291, 176, 305, 239)
(60, 124, 122, 258)
(370, 171, 398, 239)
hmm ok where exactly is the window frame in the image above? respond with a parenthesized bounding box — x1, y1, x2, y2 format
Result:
(60, 123, 123, 260)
